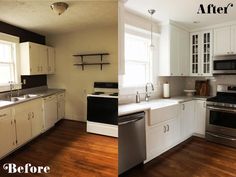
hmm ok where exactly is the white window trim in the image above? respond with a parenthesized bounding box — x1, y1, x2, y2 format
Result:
(119, 25, 159, 94)
(0, 32, 21, 92)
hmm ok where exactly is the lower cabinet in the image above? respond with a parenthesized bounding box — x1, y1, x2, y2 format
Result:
(14, 99, 43, 147)
(194, 100, 206, 136)
(0, 107, 16, 158)
(57, 92, 65, 121)
(180, 101, 195, 141)
(146, 104, 181, 162)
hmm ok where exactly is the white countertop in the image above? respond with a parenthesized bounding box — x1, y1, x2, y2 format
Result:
(119, 95, 210, 116)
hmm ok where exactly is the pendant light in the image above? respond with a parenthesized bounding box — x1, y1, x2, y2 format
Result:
(148, 9, 156, 48)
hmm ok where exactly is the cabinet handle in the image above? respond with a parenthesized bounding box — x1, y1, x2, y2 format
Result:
(164, 126, 166, 133)
(0, 113, 7, 117)
(182, 104, 185, 110)
(167, 125, 169, 132)
(32, 112, 34, 118)
(203, 102, 206, 108)
(28, 113, 31, 120)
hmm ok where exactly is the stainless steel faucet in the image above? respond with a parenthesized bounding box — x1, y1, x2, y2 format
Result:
(9, 81, 14, 98)
(145, 82, 154, 101)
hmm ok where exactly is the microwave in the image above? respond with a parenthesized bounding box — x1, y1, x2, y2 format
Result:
(213, 55, 236, 74)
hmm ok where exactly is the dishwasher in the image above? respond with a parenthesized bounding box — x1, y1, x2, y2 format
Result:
(118, 111, 146, 175)
(43, 95, 57, 131)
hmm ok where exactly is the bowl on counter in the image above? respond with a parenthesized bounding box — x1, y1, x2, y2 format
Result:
(184, 90, 196, 97)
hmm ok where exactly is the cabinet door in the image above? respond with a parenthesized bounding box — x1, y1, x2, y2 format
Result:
(202, 31, 212, 76)
(231, 25, 236, 54)
(31, 99, 43, 138)
(180, 101, 195, 141)
(147, 123, 166, 158)
(165, 117, 180, 148)
(190, 33, 200, 76)
(194, 100, 206, 135)
(14, 103, 32, 146)
(29, 43, 40, 75)
(0, 108, 16, 158)
(47, 47, 55, 74)
(179, 30, 190, 76)
(39, 45, 48, 74)
(170, 26, 180, 76)
(214, 26, 231, 55)
(57, 93, 65, 120)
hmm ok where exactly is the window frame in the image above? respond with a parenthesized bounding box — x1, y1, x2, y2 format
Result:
(0, 32, 20, 92)
(119, 25, 159, 92)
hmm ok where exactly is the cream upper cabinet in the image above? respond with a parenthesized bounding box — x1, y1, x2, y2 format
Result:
(214, 25, 236, 55)
(159, 24, 190, 76)
(47, 46, 56, 74)
(0, 107, 16, 158)
(190, 30, 212, 76)
(20, 42, 55, 75)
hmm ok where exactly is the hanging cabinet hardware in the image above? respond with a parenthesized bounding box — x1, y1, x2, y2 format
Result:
(73, 53, 110, 71)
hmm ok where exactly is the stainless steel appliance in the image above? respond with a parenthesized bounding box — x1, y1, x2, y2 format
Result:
(118, 112, 146, 175)
(206, 85, 236, 147)
(87, 82, 118, 137)
(213, 55, 236, 74)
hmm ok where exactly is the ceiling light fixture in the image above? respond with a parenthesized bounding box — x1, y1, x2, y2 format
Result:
(148, 9, 156, 48)
(50, 2, 69, 15)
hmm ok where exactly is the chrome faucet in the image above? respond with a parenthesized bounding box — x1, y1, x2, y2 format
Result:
(145, 82, 154, 101)
(9, 81, 14, 98)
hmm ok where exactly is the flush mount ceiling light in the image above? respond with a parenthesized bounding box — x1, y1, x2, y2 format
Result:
(148, 9, 156, 48)
(50, 2, 69, 15)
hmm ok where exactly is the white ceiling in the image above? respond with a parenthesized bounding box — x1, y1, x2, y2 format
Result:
(125, 0, 236, 29)
(0, 0, 117, 36)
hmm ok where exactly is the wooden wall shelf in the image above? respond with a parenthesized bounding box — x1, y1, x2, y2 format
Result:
(73, 53, 110, 70)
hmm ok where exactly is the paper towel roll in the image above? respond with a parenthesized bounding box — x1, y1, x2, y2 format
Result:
(163, 83, 170, 98)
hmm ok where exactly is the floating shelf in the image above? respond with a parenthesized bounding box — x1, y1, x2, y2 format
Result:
(73, 53, 110, 70)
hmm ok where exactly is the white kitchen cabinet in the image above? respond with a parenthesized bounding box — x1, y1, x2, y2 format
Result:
(30, 99, 44, 138)
(57, 92, 65, 120)
(0, 107, 16, 158)
(14, 102, 32, 146)
(159, 24, 190, 76)
(14, 98, 43, 146)
(47, 46, 55, 74)
(190, 30, 212, 76)
(20, 42, 55, 75)
(180, 101, 195, 141)
(214, 25, 236, 55)
(146, 104, 181, 162)
(194, 100, 206, 136)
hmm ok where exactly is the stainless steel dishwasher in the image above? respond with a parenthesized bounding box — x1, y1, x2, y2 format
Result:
(118, 111, 146, 175)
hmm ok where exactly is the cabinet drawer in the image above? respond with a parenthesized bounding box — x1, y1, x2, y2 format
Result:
(149, 104, 179, 126)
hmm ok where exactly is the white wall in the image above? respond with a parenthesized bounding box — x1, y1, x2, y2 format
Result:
(46, 26, 118, 122)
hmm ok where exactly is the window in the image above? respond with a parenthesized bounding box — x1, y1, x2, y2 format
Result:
(121, 25, 159, 88)
(0, 33, 20, 92)
(122, 33, 152, 87)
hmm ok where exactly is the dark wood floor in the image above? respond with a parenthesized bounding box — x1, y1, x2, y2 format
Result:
(0, 120, 118, 177)
(121, 137, 236, 177)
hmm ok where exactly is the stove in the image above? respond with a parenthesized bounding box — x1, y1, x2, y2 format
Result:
(86, 82, 118, 137)
(206, 85, 236, 148)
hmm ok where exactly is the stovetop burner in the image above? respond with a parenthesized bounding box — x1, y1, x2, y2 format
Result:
(207, 96, 236, 104)
(92, 92, 105, 95)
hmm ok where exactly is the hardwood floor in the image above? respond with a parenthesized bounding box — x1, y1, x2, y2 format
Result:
(0, 120, 118, 177)
(121, 137, 236, 177)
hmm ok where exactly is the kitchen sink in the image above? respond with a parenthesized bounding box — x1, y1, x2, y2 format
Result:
(1, 94, 39, 103)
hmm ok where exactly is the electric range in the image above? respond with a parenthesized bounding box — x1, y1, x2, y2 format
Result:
(86, 82, 118, 137)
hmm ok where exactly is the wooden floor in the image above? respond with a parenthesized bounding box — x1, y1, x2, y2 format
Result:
(121, 137, 236, 177)
(0, 120, 118, 177)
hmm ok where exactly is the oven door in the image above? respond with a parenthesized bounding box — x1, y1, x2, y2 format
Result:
(206, 105, 236, 137)
(87, 96, 118, 125)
